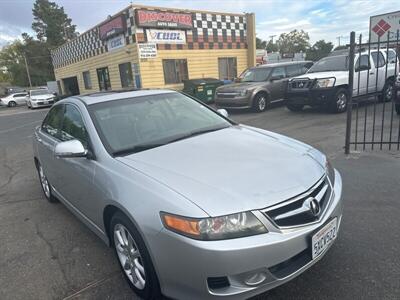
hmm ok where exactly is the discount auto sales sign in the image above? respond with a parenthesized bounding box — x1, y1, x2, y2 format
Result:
(136, 9, 193, 29)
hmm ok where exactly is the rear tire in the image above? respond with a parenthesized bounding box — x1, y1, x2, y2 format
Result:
(380, 80, 394, 102)
(8, 101, 16, 107)
(395, 103, 400, 115)
(252, 93, 268, 113)
(286, 103, 304, 112)
(330, 88, 348, 113)
(110, 212, 161, 300)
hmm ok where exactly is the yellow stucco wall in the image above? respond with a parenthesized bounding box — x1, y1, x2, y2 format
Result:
(138, 48, 248, 89)
(54, 43, 139, 94)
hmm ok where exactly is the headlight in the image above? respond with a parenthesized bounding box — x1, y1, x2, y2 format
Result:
(161, 211, 267, 240)
(239, 90, 248, 96)
(326, 159, 335, 186)
(314, 78, 335, 88)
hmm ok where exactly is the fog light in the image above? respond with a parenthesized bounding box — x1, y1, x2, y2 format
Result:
(244, 272, 267, 286)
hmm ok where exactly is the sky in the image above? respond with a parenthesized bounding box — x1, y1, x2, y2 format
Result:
(0, 0, 399, 49)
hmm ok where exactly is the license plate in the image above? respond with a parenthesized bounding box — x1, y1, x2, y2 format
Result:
(207, 90, 213, 95)
(311, 218, 337, 259)
(44, 101, 48, 104)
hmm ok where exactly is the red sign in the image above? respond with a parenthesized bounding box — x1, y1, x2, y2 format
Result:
(99, 16, 126, 40)
(372, 19, 392, 37)
(136, 9, 192, 29)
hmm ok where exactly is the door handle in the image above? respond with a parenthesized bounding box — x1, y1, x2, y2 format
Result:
(369, 72, 375, 75)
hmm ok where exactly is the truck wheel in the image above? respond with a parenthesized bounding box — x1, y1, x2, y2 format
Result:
(331, 88, 348, 113)
(286, 103, 304, 112)
(253, 93, 268, 113)
(395, 103, 400, 115)
(381, 80, 394, 102)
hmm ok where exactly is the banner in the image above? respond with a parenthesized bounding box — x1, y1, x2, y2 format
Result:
(136, 9, 193, 29)
(146, 29, 186, 44)
(99, 15, 126, 40)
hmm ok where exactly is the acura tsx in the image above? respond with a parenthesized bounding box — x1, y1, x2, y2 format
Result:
(32, 89, 343, 299)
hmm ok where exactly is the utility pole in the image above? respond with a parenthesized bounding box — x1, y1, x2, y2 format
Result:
(269, 35, 276, 43)
(23, 55, 32, 88)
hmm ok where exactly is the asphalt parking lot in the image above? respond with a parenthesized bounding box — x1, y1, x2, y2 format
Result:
(1, 104, 399, 300)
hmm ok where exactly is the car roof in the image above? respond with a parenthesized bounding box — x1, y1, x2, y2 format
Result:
(69, 89, 177, 106)
(256, 61, 312, 69)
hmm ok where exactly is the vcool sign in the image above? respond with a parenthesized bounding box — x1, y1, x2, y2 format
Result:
(370, 11, 400, 43)
(107, 35, 125, 51)
(146, 29, 186, 44)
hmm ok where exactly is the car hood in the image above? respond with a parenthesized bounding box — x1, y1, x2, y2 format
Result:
(30, 94, 54, 100)
(295, 71, 348, 80)
(217, 82, 263, 92)
(116, 126, 326, 217)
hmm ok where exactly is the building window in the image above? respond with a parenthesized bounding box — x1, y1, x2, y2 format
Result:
(96, 67, 111, 91)
(119, 62, 134, 88)
(82, 71, 92, 89)
(218, 57, 237, 81)
(162, 59, 188, 84)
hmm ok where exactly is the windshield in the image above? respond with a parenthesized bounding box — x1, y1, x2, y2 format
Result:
(308, 56, 349, 73)
(240, 68, 271, 82)
(89, 92, 231, 155)
(31, 90, 50, 96)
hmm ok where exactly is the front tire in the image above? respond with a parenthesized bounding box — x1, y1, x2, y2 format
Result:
(36, 162, 57, 203)
(330, 88, 348, 113)
(8, 101, 16, 107)
(253, 93, 268, 112)
(110, 212, 161, 300)
(381, 80, 394, 102)
(286, 102, 304, 112)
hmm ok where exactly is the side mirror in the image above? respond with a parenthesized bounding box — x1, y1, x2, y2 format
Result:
(55, 140, 87, 158)
(217, 108, 229, 118)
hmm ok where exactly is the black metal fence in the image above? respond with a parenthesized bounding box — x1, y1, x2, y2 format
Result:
(344, 30, 400, 153)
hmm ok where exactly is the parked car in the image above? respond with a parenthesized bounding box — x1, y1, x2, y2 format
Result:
(215, 61, 313, 112)
(394, 73, 400, 115)
(33, 89, 343, 300)
(4, 86, 25, 95)
(0, 92, 28, 107)
(286, 49, 398, 113)
(27, 89, 56, 109)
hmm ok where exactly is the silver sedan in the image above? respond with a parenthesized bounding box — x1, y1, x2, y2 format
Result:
(32, 90, 343, 299)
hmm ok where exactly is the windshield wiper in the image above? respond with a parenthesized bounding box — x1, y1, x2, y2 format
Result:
(113, 143, 165, 156)
(167, 126, 228, 144)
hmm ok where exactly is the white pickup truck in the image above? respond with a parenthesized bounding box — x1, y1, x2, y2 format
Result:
(286, 49, 399, 113)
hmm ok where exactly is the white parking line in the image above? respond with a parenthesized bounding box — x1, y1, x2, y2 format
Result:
(0, 107, 49, 117)
(0, 120, 42, 134)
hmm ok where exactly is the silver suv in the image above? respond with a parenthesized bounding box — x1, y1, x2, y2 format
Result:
(33, 90, 343, 299)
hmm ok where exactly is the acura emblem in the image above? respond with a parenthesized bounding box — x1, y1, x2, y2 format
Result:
(298, 82, 304, 88)
(306, 198, 320, 216)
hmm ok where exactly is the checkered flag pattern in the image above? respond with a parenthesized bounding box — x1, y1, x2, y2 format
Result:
(52, 7, 247, 68)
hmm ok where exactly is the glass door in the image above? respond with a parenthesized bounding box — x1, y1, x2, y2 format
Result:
(97, 67, 111, 91)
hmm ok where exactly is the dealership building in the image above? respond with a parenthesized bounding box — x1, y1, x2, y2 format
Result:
(51, 4, 256, 95)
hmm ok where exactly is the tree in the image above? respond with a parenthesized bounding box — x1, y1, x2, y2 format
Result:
(276, 30, 310, 54)
(256, 37, 267, 49)
(265, 40, 278, 53)
(306, 40, 334, 61)
(32, 0, 77, 48)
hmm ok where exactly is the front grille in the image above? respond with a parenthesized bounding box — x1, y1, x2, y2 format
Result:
(216, 92, 238, 98)
(207, 276, 230, 290)
(263, 177, 332, 228)
(289, 79, 313, 90)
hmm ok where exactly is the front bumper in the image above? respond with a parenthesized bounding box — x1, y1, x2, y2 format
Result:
(150, 170, 343, 300)
(30, 99, 55, 108)
(287, 87, 337, 106)
(215, 94, 252, 109)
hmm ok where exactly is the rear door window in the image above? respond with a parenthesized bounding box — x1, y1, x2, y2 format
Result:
(285, 65, 302, 77)
(271, 67, 286, 79)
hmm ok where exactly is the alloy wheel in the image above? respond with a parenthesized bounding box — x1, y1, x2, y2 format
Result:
(39, 165, 50, 198)
(258, 96, 267, 111)
(385, 84, 393, 101)
(336, 93, 347, 111)
(114, 224, 146, 290)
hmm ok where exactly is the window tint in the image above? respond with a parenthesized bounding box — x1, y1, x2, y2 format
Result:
(371, 52, 386, 68)
(83, 71, 92, 89)
(163, 59, 188, 84)
(355, 55, 371, 71)
(42, 105, 64, 138)
(218, 57, 237, 81)
(285, 65, 302, 77)
(119, 62, 134, 88)
(61, 105, 88, 148)
(271, 67, 286, 79)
